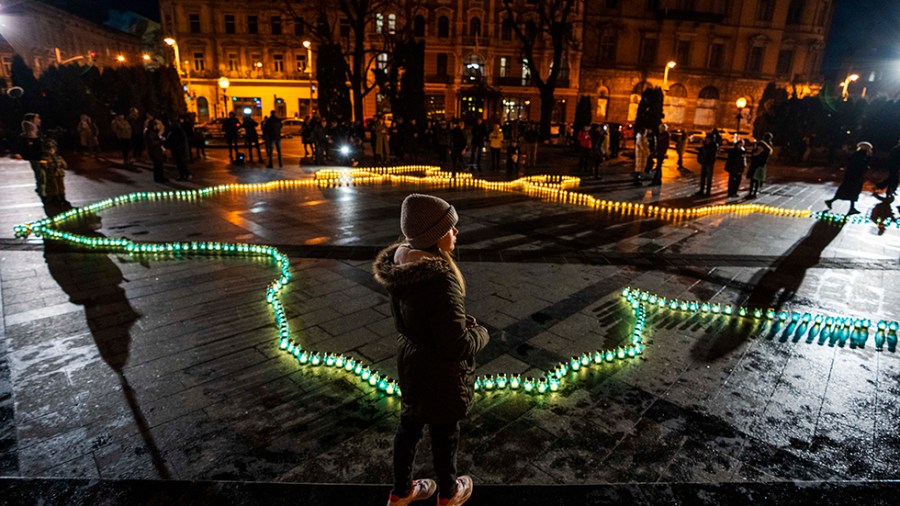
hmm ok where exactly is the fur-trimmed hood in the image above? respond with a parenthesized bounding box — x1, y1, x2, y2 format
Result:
(372, 243, 451, 290)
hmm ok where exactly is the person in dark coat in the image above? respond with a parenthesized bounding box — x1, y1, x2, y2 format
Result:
(695, 132, 719, 196)
(725, 139, 747, 198)
(373, 194, 488, 506)
(825, 141, 873, 215)
(165, 118, 191, 181)
(222, 112, 242, 160)
(651, 123, 670, 185)
(262, 110, 283, 168)
(145, 120, 167, 182)
(241, 115, 263, 163)
(877, 139, 900, 197)
(449, 120, 468, 178)
(469, 117, 487, 171)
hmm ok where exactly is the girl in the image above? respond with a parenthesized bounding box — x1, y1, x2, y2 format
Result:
(374, 194, 489, 506)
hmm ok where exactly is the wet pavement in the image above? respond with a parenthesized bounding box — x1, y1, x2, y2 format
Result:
(1, 143, 899, 504)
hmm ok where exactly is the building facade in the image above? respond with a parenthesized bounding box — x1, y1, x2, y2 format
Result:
(581, 0, 833, 132)
(157, 0, 583, 124)
(0, 0, 145, 82)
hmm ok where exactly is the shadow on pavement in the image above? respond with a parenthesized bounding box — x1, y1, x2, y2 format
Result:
(41, 198, 171, 479)
(692, 219, 845, 362)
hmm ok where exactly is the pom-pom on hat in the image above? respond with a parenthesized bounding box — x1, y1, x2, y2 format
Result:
(400, 194, 458, 249)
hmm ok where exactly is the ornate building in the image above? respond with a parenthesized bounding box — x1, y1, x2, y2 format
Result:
(0, 0, 144, 82)
(156, 0, 583, 124)
(580, 0, 833, 131)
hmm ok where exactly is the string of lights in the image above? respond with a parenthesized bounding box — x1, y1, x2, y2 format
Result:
(12, 165, 895, 399)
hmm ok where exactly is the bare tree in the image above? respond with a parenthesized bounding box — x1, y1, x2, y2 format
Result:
(502, 0, 581, 140)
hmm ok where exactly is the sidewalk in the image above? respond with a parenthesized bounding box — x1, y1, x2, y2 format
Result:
(1, 147, 899, 503)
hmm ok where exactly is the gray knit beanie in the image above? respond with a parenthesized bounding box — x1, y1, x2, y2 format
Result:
(400, 194, 458, 249)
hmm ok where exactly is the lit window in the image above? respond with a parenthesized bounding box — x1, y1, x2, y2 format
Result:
(273, 54, 284, 72)
(193, 52, 205, 71)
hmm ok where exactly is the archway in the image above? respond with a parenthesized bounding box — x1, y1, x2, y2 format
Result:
(694, 86, 720, 128)
(664, 83, 687, 125)
(197, 97, 210, 122)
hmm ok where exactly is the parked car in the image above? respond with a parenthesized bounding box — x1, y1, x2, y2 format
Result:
(719, 129, 755, 148)
(197, 118, 228, 139)
(281, 118, 304, 138)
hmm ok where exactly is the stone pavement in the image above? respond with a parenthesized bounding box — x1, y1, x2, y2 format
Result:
(1, 144, 899, 504)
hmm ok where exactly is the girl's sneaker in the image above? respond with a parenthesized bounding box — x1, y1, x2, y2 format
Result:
(437, 476, 473, 506)
(387, 479, 437, 506)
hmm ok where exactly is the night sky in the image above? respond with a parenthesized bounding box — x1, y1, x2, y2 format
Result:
(41, 0, 160, 22)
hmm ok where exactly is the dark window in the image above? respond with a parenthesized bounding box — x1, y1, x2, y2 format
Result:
(525, 20, 537, 42)
(248, 15, 258, 34)
(646, 0, 660, 10)
(414, 15, 426, 37)
(599, 31, 616, 63)
(340, 18, 351, 38)
(676, 40, 691, 67)
(192, 52, 205, 71)
(437, 53, 448, 76)
(225, 15, 235, 34)
(294, 17, 305, 36)
(707, 42, 724, 69)
(786, 0, 805, 25)
(639, 36, 657, 65)
(438, 16, 449, 38)
(271, 16, 282, 35)
(189, 13, 201, 33)
(756, 0, 775, 22)
(501, 18, 513, 40)
(776, 49, 794, 76)
(746, 46, 764, 73)
(605, 0, 619, 7)
(470, 17, 481, 37)
(678, 0, 696, 10)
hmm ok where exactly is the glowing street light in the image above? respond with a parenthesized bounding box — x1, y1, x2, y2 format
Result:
(663, 60, 676, 90)
(735, 97, 748, 140)
(218, 77, 230, 118)
(841, 73, 860, 100)
(116, 55, 125, 63)
(142, 54, 151, 62)
(164, 37, 182, 75)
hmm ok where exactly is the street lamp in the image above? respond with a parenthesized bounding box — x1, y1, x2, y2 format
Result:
(164, 37, 181, 75)
(662, 60, 676, 90)
(302, 40, 312, 73)
(841, 73, 860, 100)
(735, 97, 748, 141)
(116, 55, 125, 63)
(142, 54, 151, 62)
(218, 77, 230, 118)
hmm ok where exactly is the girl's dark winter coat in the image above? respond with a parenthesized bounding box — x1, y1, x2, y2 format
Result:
(373, 244, 490, 423)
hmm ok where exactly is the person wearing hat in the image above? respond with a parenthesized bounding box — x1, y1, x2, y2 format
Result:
(373, 194, 489, 506)
(825, 141, 873, 215)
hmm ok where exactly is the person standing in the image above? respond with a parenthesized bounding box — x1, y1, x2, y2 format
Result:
(375, 117, 391, 164)
(675, 129, 688, 169)
(145, 120, 167, 182)
(825, 141, 873, 215)
(523, 123, 539, 170)
(127, 108, 144, 162)
(878, 139, 900, 197)
(725, 139, 747, 198)
(242, 115, 263, 163)
(111, 113, 132, 166)
(488, 123, 504, 172)
(263, 110, 283, 168)
(506, 138, 520, 180)
(374, 194, 488, 506)
(223, 112, 241, 161)
(469, 117, 487, 172)
(650, 123, 669, 186)
(590, 124, 607, 179)
(633, 128, 650, 186)
(746, 132, 773, 198)
(42, 140, 67, 203)
(18, 113, 45, 198)
(76, 114, 100, 156)
(576, 124, 593, 175)
(165, 118, 192, 181)
(450, 120, 468, 178)
(696, 132, 719, 196)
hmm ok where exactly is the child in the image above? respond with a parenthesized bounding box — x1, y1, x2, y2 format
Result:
(42, 139, 67, 203)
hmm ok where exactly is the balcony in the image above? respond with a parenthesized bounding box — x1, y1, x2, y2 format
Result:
(657, 9, 724, 24)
